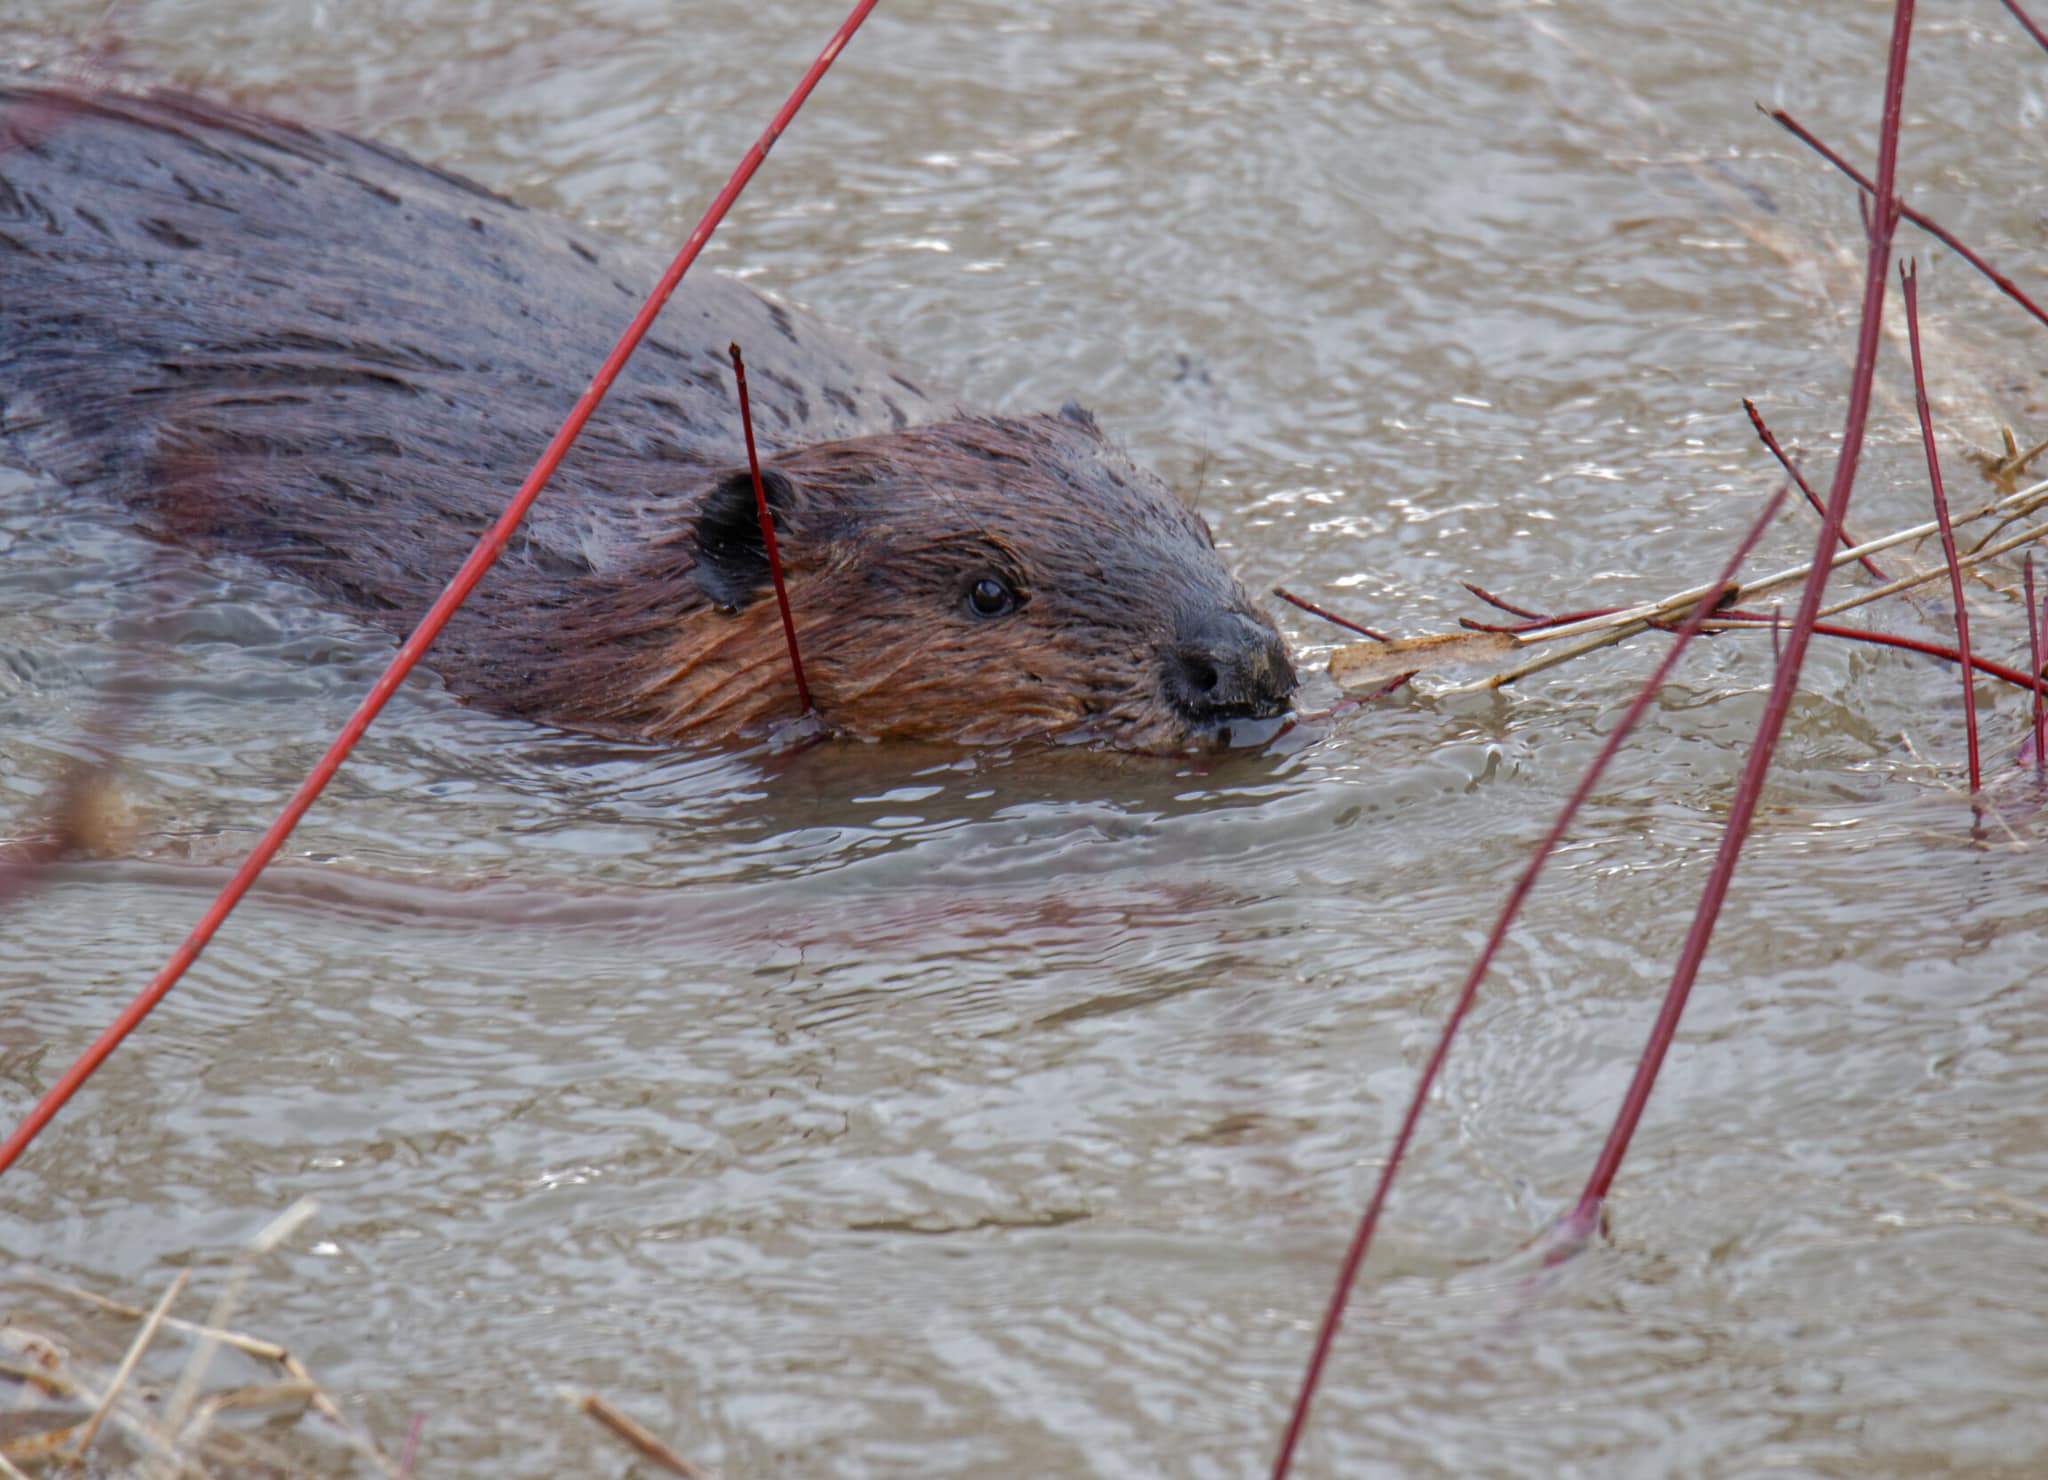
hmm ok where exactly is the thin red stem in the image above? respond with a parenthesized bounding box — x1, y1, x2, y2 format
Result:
(1267, 489, 1788, 1480)
(2000, 0, 2048, 55)
(1711, 612, 2048, 694)
(728, 343, 812, 715)
(1345, 598, 2048, 696)
(2027, 554, 2046, 774)
(1459, 584, 1632, 632)
(1571, 0, 1916, 1225)
(1899, 261, 1982, 791)
(1765, 106, 2048, 332)
(1461, 605, 1633, 635)
(1273, 587, 1391, 642)
(0, 0, 882, 1181)
(1460, 580, 1551, 620)
(397, 1413, 425, 1480)
(1742, 399, 1889, 580)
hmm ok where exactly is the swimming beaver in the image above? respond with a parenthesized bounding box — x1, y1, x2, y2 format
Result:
(0, 85, 1296, 750)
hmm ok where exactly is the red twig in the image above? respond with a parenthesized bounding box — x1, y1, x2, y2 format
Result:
(1460, 580, 1550, 621)
(1461, 605, 1631, 634)
(1899, 261, 1982, 792)
(1765, 106, 2048, 332)
(1457, 583, 1618, 632)
(0, 0, 883, 1181)
(2000, 0, 2048, 54)
(1710, 612, 2048, 694)
(1273, 587, 1390, 642)
(1267, 487, 1790, 1480)
(1569, 0, 1917, 1229)
(2027, 554, 2047, 774)
(729, 343, 812, 715)
(1742, 399, 1890, 580)
(1357, 598, 2048, 696)
(397, 1412, 425, 1480)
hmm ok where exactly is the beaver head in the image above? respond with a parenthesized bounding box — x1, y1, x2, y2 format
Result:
(556, 407, 1297, 750)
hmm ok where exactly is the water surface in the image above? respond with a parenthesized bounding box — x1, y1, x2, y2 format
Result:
(3, 2, 2046, 1475)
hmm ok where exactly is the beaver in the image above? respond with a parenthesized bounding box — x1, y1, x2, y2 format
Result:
(0, 84, 1295, 750)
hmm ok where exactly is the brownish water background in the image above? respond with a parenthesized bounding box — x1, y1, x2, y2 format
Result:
(3, 2, 2046, 1474)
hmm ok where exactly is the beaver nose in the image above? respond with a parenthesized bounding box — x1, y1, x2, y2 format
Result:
(1164, 610, 1299, 723)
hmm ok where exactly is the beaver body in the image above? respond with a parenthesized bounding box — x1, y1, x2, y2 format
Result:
(0, 85, 1294, 749)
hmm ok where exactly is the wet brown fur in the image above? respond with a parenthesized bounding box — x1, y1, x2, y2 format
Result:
(0, 85, 1294, 749)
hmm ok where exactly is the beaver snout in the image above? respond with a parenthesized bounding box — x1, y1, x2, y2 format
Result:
(1164, 610, 1298, 724)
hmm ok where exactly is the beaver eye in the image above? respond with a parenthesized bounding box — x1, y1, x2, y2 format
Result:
(965, 574, 1019, 619)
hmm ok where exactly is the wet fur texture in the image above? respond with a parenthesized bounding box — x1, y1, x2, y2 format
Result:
(0, 85, 1294, 749)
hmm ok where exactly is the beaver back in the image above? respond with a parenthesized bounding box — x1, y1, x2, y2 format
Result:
(0, 85, 941, 580)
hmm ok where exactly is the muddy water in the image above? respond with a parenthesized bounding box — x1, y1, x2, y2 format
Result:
(3, 1, 2047, 1474)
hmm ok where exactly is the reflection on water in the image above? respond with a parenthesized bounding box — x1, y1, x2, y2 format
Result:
(3, 1, 2047, 1474)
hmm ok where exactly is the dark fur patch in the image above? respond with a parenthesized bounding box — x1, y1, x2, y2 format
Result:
(691, 467, 797, 611)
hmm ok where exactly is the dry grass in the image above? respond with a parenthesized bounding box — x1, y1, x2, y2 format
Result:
(1, 1204, 395, 1480)
(1326, 471, 2048, 700)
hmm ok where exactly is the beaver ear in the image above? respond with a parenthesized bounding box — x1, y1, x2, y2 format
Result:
(692, 466, 799, 611)
(1059, 400, 1099, 433)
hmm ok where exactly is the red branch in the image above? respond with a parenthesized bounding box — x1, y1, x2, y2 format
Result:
(1266, 488, 1788, 1480)
(1457, 583, 1614, 633)
(1459, 608, 1619, 634)
(1765, 106, 2048, 332)
(1899, 261, 1982, 791)
(1742, 399, 1889, 580)
(397, 1412, 425, 1480)
(1460, 580, 1549, 620)
(2028, 554, 2047, 774)
(1273, 587, 1391, 642)
(1712, 613, 2048, 695)
(1444, 588, 2048, 699)
(0, 0, 884, 1181)
(1568, 0, 1917, 1228)
(729, 343, 813, 715)
(2000, 0, 2048, 54)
